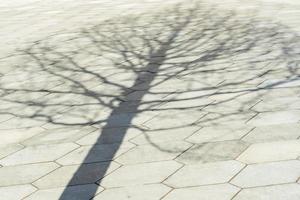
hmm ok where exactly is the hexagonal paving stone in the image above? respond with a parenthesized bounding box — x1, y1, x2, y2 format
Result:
(233, 183, 300, 200)
(0, 185, 37, 200)
(0, 127, 44, 145)
(0, 143, 23, 159)
(242, 124, 300, 143)
(93, 184, 171, 200)
(0, 162, 59, 186)
(252, 97, 300, 112)
(247, 111, 300, 126)
(100, 161, 182, 188)
(0, 143, 78, 166)
(197, 112, 256, 127)
(176, 140, 249, 164)
(237, 140, 300, 164)
(163, 183, 240, 200)
(231, 160, 300, 188)
(131, 126, 200, 145)
(0, 117, 46, 129)
(57, 143, 135, 165)
(143, 110, 205, 130)
(33, 161, 119, 189)
(76, 127, 141, 145)
(22, 126, 96, 145)
(25, 184, 103, 200)
(164, 160, 245, 188)
(116, 141, 192, 165)
(186, 124, 253, 143)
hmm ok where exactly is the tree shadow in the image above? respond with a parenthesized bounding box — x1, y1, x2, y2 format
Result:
(0, 2, 300, 199)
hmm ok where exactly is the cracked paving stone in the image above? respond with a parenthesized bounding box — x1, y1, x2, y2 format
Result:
(237, 140, 300, 164)
(24, 184, 103, 200)
(0, 143, 78, 166)
(33, 162, 119, 189)
(93, 184, 171, 200)
(176, 140, 249, 164)
(231, 160, 300, 188)
(100, 161, 182, 188)
(233, 183, 300, 200)
(164, 160, 245, 188)
(0, 162, 59, 186)
(163, 183, 240, 200)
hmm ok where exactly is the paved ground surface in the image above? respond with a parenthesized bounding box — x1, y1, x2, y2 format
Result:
(1, 0, 300, 199)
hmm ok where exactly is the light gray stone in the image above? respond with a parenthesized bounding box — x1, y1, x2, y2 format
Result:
(237, 140, 300, 164)
(0, 185, 37, 200)
(76, 127, 141, 145)
(93, 184, 171, 200)
(0, 144, 23, 159)
(131, 126, 200, 145)
(0, 162, 59, 186)
(25, 184, 103, 200)
(57, 143, 135, 165)
(100, 161, 182, 188)
(233, 183, 300, 200)
(247, 111, 300, 126)
(176, 140, 249, 164)
(164, 183, 240, 200)
(34, 162, 120, 189)
(0, 127, 44, 145)
(231, 160, 300, 188)
(186, 124, 253, 143)
(0, 143, 78, 166)
(242, 124, 300, 143)
(22, 126, 96, 145)
(165, 160, 245, 188)
(116, 141, 192, 164)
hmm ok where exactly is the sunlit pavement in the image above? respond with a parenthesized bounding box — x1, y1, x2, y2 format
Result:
(0, 0, 300, 199)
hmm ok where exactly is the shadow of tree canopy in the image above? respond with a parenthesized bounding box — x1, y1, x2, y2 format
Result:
(0, 2, 300, 199)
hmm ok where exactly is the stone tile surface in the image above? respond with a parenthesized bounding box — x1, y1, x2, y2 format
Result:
(163, 184, 240, 200)
(1, 0, 300, 199)
(0, 185, 37, 200)
(34, 162, 120, 189)
(100, 161, 182, 188)
(186, 124, 253, 143)
(0, 162, 59, 186)
(237, 140, 300, 164)
(0, 143, 78, 166)
(231, 160, 300, 188)
(233, 184, 300, 200)
(116, 141, 192, 165)
(94, 184, 171, 200)
(22, 126, 96, 145)
(57, 143, 135, 165)
(243, 124, 300, 143)
(177, 140, 248, 164)
(0, 127, 44, 145)
(0, 143, 24, 159)
(25, 184, 103, 200)
(165, 160, 244, 188)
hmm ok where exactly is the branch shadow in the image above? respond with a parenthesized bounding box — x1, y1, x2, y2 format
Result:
(0, 2, 300, 199)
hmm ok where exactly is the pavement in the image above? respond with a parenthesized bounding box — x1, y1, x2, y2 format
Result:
(0, 0, 300, 199)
